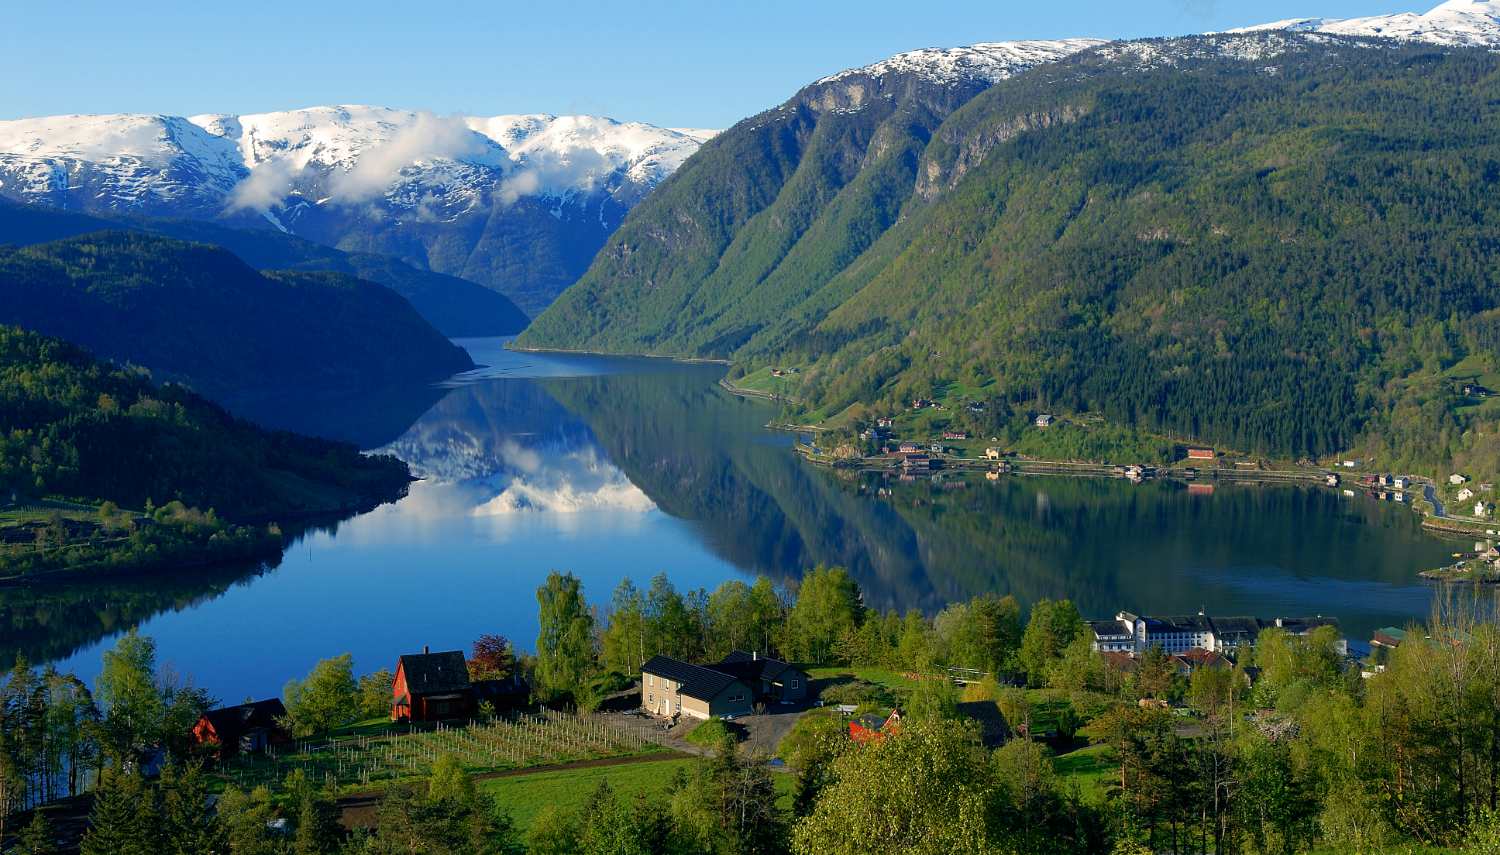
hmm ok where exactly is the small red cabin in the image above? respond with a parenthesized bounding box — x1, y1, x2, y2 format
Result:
(193, 699, 290, 758)
(1186, 448, 1216, 461)
(393, 649, 476, 722)
(848, 708, 903, 744)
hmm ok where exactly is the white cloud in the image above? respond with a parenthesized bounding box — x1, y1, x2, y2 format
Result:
(225, 158, 303, 213)
(495, 146, 614, 208)
(330, 112, 485, 205)
(470, 445, 655, 515)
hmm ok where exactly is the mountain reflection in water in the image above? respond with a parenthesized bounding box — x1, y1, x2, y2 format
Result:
(10, 340, 1460, 700)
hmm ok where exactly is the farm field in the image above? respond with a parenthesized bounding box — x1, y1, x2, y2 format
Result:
(216, 710, 663, 796)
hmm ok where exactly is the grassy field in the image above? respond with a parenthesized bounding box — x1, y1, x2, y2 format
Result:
(481, 756, 796, 831)
(1052, 743, 1117, 804)
(805, 666, 923, 694)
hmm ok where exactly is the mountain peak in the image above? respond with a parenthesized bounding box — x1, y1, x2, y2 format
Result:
(1230, 0, 1500, 47)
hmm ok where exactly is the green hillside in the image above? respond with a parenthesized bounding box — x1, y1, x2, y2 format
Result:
(0, 200, 530, 337)
(0, 325, 411, 576)
(523, 34, 1500, 474)
(0, 231, 474, 407)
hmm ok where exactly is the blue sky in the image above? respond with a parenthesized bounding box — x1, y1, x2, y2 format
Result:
(1, 0, 1427, 128)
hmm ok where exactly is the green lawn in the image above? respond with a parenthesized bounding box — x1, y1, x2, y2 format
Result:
(805, 666, 922, 694)
(1052, 743, 1116, 804)
(481, 757, 795, 831)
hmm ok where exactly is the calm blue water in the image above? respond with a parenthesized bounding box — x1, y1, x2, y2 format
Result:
(13, 339, 1460, 703)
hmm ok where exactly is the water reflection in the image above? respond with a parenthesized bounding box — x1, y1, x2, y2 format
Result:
(5, 341, 1462, 697)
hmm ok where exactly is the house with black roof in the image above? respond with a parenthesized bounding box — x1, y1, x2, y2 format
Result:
(641, 655, 754, 719)
(393, 648, 475, 722)
(192, 698, 290, 758)
(713, 650, 810, 704)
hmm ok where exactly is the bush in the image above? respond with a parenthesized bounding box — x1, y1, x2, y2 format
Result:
(685, 717, 735, 748)
(819, 680, 895, 710)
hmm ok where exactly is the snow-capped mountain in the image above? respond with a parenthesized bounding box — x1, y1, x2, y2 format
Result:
(817, 38, 1108, 86)
(1231, 0, 1500, 48)
(0, 107, 711, 314)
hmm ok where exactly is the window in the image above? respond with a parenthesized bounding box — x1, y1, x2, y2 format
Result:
(789, 680, 799, 689)
(648, 675, 654, 686)
(648, 694, 654, 703)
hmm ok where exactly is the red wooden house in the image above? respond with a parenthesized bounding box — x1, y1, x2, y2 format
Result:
(848, 708, 903, 744)
(392, 648, 476, 722)
(192, 699, 290, 758)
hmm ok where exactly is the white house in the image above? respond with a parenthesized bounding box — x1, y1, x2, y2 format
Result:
(1392, 476, 1410, 490)
(1477, 501, 1491, 518)
(1035, 414, 1054, 428)
(1458, 487, 1475, 503)
(1451, 473, 1470, 485)
(985, 448, 1003, 460)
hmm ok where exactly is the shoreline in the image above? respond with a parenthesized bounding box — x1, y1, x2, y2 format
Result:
(505, 341, 732, 366)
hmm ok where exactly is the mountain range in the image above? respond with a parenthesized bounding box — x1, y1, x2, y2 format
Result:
(520, 0, 1500, 474)
(0, 108, 712, 314)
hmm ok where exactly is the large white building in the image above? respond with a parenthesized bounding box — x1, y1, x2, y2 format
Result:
(1089, 612, 1346, 656)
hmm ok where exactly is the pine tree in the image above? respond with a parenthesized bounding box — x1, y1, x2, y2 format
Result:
(79, 768, 156, 855)
(15, 810, 57, 855)
(160, 763, 225, 855)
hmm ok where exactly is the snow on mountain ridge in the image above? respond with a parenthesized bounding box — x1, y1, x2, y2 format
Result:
(1229, 0, 1500, 47)
(817, 39, 1108, 86)
(0, 106, 710, 217)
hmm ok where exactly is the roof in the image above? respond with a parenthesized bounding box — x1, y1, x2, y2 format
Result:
(642, 655, 743, 701)
(1145, 615, 1213, 634)
(1276, 616, 1341, 635)
(1088, 619, 1131, 639)
(199, 699, 287, 743)
(397, 651, 472, 696)
(1209, 616, 1264, 639)
(717, 651, 806, 684)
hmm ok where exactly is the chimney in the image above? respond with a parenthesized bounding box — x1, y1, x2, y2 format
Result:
(423, 645, 429, 655)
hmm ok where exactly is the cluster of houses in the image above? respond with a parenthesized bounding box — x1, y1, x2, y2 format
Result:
(641, 651, 809, 720)
(1087, 611, 1347, 666)
(190, 647, 529, 759)
(1448, 473, 1495, 518)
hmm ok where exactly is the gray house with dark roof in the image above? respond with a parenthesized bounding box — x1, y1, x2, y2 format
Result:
(714, 651, 810, 703)
(641, 655, 753, 719)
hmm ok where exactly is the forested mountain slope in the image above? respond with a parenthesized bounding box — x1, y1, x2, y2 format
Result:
(524, 33, 1500, 466)
(519, 39, 1098, 356)
(0, 232, 474, 407)
(0, 200, 529, 336)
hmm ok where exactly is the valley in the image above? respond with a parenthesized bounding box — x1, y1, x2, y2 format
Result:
(5, 1, 1500, 852)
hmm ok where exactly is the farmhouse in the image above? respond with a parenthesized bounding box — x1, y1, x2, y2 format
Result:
(1458, 487, 1475, 503)
(1034, 414, 1054, 428)
(392, 648, 475, 722)
(712, 651, 810, 704)
(642, 656, 753, 719)
(192, 699, 290, 758)
(641, 652, 808, 719)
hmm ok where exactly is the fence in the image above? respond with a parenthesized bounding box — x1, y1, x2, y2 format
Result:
(219, 710, 663, 794)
